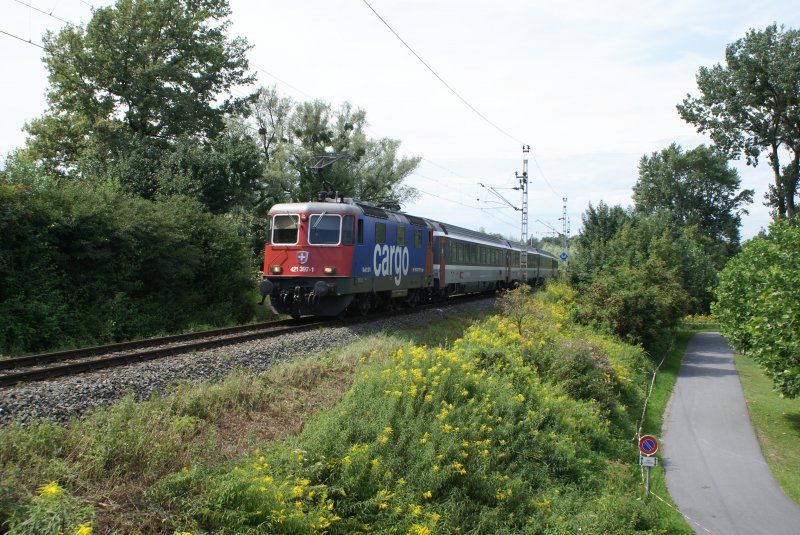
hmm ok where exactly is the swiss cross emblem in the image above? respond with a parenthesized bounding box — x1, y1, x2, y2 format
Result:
(296, 251, 309, 264)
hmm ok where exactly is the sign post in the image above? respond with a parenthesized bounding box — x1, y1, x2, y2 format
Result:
(638, 434, 659, 499)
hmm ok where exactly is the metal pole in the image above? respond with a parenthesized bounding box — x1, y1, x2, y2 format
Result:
(562, 197, 567, 255)
(516, 145, 530, 281)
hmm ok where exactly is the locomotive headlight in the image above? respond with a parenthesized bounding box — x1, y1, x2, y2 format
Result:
(270, 265, 283, 274)
(323, 266, 336, 274)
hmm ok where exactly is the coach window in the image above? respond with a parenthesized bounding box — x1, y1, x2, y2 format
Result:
(342, 215, 355, 245)
(376, 222, 386, 244)
(396, 226, 405, 247)
(414, 229, 422, 248)
(272, 214, 300, 244)
(309, 214, 341, 245)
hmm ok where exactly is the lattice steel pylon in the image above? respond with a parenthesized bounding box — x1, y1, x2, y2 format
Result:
(515, 145, 530, 280)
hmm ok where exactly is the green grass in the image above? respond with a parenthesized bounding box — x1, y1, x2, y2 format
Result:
(1, 292, 711, 534)
(0, 312, 486, 533)
(634, 329, 697, 534)
(734, 353, 800, 504)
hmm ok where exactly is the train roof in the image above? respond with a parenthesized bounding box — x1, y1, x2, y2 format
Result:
(268, 202, 362, 216)
(267, 199, 559, 260)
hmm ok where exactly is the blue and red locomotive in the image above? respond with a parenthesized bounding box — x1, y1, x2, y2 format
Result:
(260, 195, 558, 317)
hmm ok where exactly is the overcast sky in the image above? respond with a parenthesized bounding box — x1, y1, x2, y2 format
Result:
(3, 0, 799, 243)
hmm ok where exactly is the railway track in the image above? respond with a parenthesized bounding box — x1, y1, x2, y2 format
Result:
(0, 294, 494, 388)
(0, 317, 330, 387)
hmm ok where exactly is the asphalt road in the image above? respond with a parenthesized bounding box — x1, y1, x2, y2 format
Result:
(662, 332, 800, 535)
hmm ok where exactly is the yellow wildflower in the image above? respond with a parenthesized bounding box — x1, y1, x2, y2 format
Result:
(422, 490, 433, 499)
(37, 481, 62, 497)
(409, 525, 432, 535)
(74, 524, 93, 535)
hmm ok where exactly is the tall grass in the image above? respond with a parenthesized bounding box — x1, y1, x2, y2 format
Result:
(153, 285, 682, 533)
(1, 286, 696, 533)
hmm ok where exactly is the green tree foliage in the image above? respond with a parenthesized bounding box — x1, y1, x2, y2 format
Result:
(27, 0, 253, 171)
(155, 131, 263, 214)
(570, 201, 631, 283)
(575, 260, 688, 356)
(0, 180, 254, 354)
(678, 24, 800, 219)
(713, 220, 800, 397)
(247, 87, 421, 207)
(634, 143, 753, 260)
(575, 197, 725, 312)
(22, 0, 260, 216)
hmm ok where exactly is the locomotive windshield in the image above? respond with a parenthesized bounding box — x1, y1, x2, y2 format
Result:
(309, 214, 342, 245)
(272, 214, 300, 244)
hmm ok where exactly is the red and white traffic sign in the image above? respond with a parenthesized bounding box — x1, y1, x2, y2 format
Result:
(639, 434, 659, 456)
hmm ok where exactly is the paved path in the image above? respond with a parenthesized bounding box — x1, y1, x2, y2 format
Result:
(662, 332, 800, 535)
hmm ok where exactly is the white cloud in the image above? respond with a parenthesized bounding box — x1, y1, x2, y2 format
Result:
(1, 0, 796, 239)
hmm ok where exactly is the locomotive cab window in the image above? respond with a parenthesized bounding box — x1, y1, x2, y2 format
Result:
(309, 214, 342, 245)
(272, 214, 300, 244)
(342, 215, 355, 245)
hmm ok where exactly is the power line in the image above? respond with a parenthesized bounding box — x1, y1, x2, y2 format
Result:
(250, 63, 314, 100)
(12, 0, 71, 24)
(529, 153, 562, 198)
(361, 0, 525, 147)
(0, 28, 43, 48)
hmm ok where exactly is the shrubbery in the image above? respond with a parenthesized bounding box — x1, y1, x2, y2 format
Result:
(713, 219, 800, 397)
(150, 285, 660, 533)
(0, 181, 256, 354)
(575, 260, 688, 356)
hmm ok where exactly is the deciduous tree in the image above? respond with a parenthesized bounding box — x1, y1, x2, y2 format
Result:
(26, 0, 254, 174)
(678, 24, 800, 218)
(633, 143, 753, 259)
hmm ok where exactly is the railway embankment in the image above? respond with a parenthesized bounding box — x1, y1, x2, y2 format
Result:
(0, 286, 695, 534)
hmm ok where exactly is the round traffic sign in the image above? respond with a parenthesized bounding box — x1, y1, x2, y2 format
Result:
(639, 435, 659, 455)
(560, 252, 568, 261)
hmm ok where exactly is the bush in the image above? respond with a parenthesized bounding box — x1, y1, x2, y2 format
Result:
(0, 181, 255, 353)
(575, 260, 688, 355)
(152, 286, 658, 534)
(713, 219, 800, 397)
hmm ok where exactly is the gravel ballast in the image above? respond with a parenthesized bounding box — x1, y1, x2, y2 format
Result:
(0, 299, 495, 426)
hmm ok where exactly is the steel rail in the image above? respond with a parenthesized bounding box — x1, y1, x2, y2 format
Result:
(0, 293, 493, 388)
(0, 318, 330, 387)
(0, 317, 323, 371)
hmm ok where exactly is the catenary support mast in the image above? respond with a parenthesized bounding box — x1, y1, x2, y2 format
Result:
(515, 145, 530, 280)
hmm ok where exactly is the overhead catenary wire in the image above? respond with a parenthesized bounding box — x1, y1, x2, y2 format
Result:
(12, 0, 71, 24)
(0, 28, 44, 47)
(361, 0, 526, 147)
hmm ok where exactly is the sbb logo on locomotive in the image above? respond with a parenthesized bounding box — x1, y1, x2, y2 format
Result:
(373, 244, 410, 285)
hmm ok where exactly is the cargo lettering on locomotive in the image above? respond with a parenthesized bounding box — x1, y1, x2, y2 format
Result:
(373, 244, 410, 285)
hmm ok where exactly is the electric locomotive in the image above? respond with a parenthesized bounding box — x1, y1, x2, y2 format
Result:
(260, 194, 558, 317)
